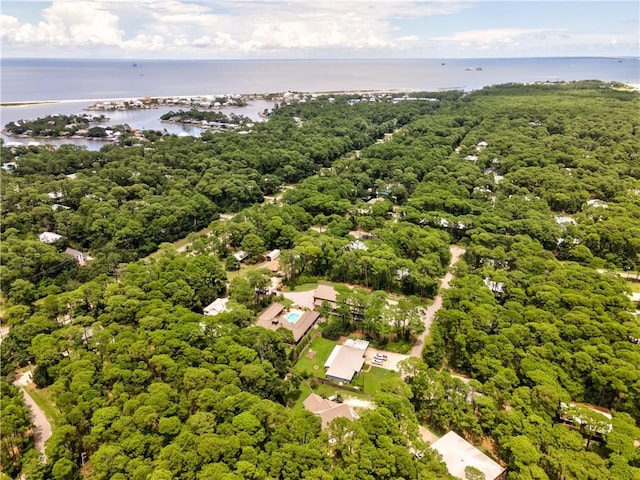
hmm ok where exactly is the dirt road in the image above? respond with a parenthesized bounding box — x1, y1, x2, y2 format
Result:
(410, 245, 466, 358)
(14, 371, 52, 462)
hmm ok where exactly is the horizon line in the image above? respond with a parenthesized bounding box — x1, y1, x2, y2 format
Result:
(2, 55, 638, 62)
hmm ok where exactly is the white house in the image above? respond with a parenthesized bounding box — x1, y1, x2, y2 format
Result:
(266, 249, 281, 261)
(233, 250, 249, 262)
(586, 199, 608, 209)
(484, 277, 506, 295)
(39, 232, 63, 244)
(203, 297, 230, 316)
(431, 431, 506, 480)
(324, 345, 366, 384)
(346, 240, 368, 251)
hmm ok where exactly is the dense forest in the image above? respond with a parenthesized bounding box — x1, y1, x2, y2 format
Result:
(1, 81, 639, 480)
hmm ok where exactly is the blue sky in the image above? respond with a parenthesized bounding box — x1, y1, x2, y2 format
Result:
(1, 1, 638, 59)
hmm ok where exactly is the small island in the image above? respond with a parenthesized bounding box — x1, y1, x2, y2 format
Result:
(2, 114, 137, 142)
(160, 109, 254, 131)
(85, 94, 249, 111)
(3, 113, 109, 138)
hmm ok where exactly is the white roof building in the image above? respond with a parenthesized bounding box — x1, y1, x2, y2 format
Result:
(555, 215, 576, 226)
(203, 297, 230, 316)
(431, 431, 506, 480)
(266, 249, 281, 261)
(324, 345, 366, 383)
(586, 199, 608, 209)
(233, 250, 249, 262)
(346, 240, 369, 251)
(484, 277, 506, 295)
(39, 232, 63, 244)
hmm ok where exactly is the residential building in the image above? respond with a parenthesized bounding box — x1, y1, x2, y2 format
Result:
(257, 302, 285, 324)
(324, 345, 366, 383)
(266, 249, 281, 261)
(430, 431, 506, 480)
(203, 297, 230, 316)
(39, 232, 63, 244)
(255, 303, 320, 344)
(64, 247, 89, 266)
(233, 250, 249, 262)
(303, 393, 355, 429)
(314, 285, 338, 310)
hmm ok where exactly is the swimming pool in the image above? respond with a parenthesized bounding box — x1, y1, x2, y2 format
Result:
(285, 311, 302, 324)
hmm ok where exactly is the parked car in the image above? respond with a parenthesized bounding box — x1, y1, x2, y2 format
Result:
(374, 353, 388, 360)
(373, 359, 384, 366)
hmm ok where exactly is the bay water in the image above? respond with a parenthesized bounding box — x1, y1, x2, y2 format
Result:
(2, 57, 638, 150)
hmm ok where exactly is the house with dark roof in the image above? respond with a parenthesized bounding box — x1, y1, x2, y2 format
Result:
(314, 285, 338, 311)
(257, 302, 285, 324)
(64, 247, 90, 266)
(255, 304, 320, 344)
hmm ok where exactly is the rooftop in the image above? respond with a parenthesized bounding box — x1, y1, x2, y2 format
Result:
(203, 297, 230, 316)
(431, 431, 506, 480)
(314, 284, 337, 303)
(254, 307, 320, 343)
(303, 393, 355, 429)
(325, 345, 366, 383)
(257, 302, 285, 323)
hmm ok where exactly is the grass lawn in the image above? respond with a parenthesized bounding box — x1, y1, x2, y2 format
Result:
(352, 365, 401, 396)
(287, 378, 370, 409)
(294, 337, 337, 375)
(25, 385, 62, 427)
(291, 282, 319, 292)
(226, 261, 270, 281)
(627, 280, 640, 293)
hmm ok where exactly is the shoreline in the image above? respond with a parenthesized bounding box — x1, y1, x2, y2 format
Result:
(2, 81, 636, 110)
(2, 82, 638, 107)
(0, 89, 423, 107)
(1, 129, 114, 142)
(1, 101, 61, 108)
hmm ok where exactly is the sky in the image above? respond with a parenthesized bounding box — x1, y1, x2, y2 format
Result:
(1, 1, 638, 59)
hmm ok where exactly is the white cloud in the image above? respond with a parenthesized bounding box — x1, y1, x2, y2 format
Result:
(432, 28, 561, 49)
(2, 1, 124, 47)
(0, 0, 468, 57)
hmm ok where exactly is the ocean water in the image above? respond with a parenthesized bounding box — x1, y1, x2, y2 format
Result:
(2, 57, 638, 103)
(1, 57, 638, 150)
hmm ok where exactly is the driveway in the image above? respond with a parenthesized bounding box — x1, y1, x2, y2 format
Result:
(419, 425, 439, 443)
(410, 245, 465, 357)
(364, 347, 410, 372)
(14, 371, 51, 462)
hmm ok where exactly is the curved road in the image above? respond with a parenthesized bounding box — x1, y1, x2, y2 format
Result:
(14, 371, 52, 463)
(410, 245, 466, 357)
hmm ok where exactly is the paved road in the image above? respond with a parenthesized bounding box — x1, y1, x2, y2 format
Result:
(596, 269, 640, 281)
(410, 245, 466, 358)
(14, 371, 52, 462)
